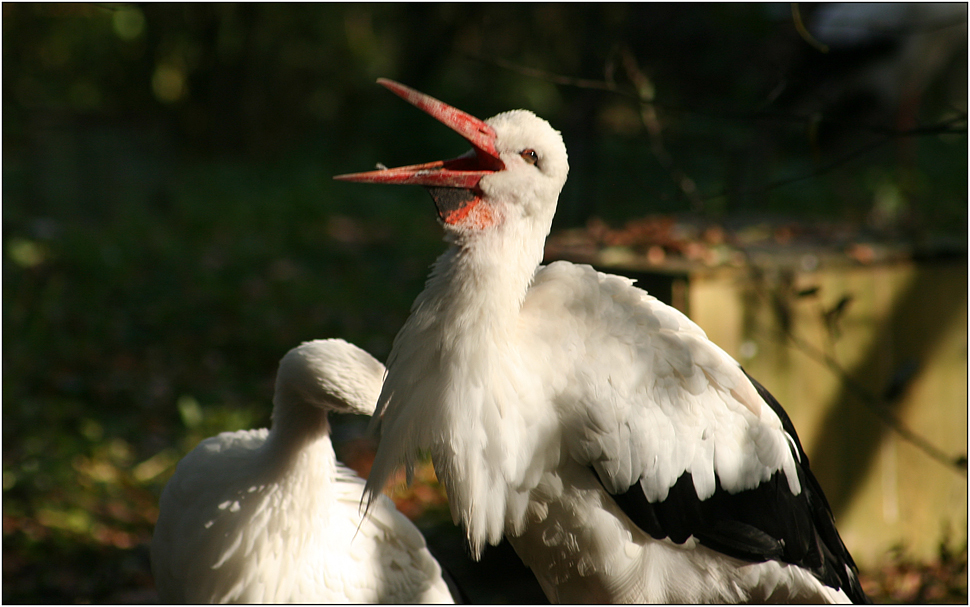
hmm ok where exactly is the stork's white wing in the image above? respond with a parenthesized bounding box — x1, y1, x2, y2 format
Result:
(524, 261, 798, 499)
(521, 261, 864, 600)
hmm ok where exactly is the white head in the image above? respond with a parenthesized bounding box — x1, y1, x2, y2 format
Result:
(273, 339, 385, 417)
(334, 79, 569, 244)
(474, 110, 569, 235)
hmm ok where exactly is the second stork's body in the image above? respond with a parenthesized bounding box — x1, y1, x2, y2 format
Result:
(151, 339, 455, 604)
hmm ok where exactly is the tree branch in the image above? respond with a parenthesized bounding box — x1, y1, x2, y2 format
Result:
(472, 54, 968, 139)
(791, 3, 830, 54)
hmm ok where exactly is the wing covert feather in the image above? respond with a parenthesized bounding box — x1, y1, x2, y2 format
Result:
(524, 261, 799, 501)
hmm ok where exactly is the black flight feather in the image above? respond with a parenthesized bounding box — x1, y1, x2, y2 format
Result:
(591, 370, 870, 603)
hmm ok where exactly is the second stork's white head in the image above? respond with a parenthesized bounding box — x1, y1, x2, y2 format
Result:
(275, 338, 385, 415)
(335, 79, 569, 254)
(269, 339, 386, 446)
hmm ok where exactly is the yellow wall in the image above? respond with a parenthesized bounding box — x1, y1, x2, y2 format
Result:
(689, 260, 968, 567)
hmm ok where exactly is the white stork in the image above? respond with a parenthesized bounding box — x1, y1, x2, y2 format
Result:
(335, 80, 869, 604)
(151, 339, 456, 603)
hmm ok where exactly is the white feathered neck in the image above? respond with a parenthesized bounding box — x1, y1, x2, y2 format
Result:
(367, 110, 570, 556)
(268, 338, 384, 458)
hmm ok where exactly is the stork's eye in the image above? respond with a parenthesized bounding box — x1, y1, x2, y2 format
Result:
(520, 149, 539, 166)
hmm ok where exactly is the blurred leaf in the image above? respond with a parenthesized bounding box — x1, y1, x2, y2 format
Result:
(176, 395, 203, 429)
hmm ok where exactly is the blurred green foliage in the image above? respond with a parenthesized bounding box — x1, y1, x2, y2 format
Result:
(2, 3, 966, 602)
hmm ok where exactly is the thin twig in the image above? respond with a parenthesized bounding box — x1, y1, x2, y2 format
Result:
(616, 46, 706, 213)
(791, 3, 829, 53)
(485, 56, 628, 96)
(721, 108, 967, 138)
(702, 114, 966, 201)
(782, 325, 965, 474)
(701, 135, 890, 202)
(751, 303, 967, 475)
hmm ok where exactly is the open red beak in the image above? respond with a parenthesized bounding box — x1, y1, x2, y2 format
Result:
(334, 79, 505, 224)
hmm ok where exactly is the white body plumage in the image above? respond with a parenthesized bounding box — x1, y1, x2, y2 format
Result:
(151, 339, 454, 604)
(342, 81, 867, 604)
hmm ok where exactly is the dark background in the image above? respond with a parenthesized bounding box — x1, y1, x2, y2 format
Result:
(3, 3, 966, 603)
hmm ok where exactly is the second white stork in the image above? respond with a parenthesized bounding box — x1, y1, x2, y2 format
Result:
(151, 339, 456, 604)
(336, 79, 869, 603)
